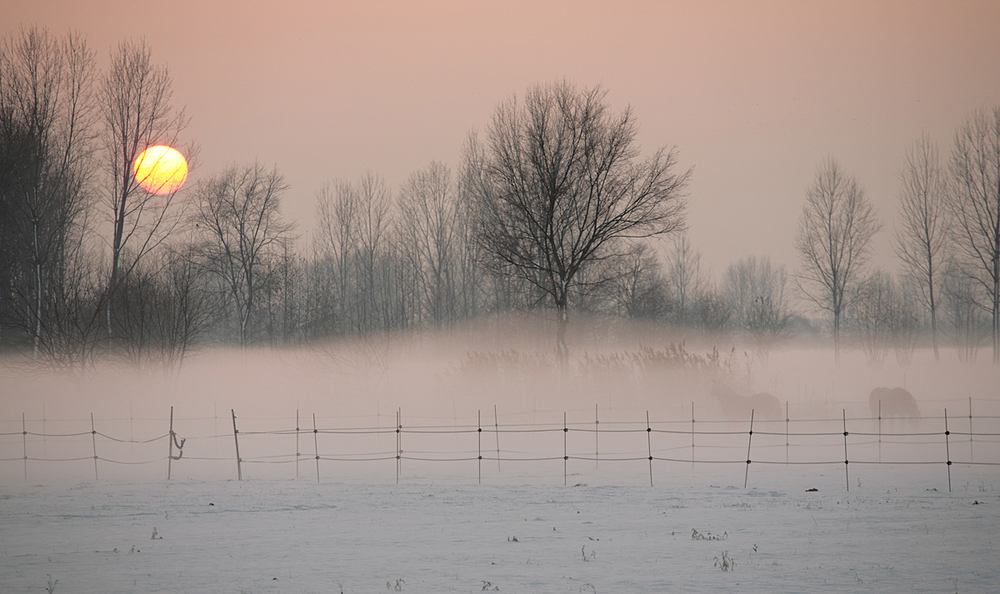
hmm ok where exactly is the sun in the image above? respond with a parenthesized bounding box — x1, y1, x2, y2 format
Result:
(133, 145, 188, 195)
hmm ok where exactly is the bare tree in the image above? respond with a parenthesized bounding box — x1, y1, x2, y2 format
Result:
(195, 162, 292, 347)
(0, 27, 97, 359)
(99, 38, 189, 339)
(397, 161, 459, 327)
(611, 243, 668, 319)
(315, 179, 359, 334)
(941, 258, 987, 363)
(895, 133, 949, 361)
(795, 158, 881, 364)
(664, 234, 705, 326)
(849, 270, 896, 366)
(465, 81, 690, 363)
(947, 105, 1000, 364)
(723, 256, 792, 358)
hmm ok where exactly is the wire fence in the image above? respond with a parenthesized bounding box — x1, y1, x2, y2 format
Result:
(2, 399, 998, 491)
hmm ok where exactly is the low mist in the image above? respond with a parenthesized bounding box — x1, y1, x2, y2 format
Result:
(2, 320, 997, 485)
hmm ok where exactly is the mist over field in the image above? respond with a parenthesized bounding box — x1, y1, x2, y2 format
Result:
(3, 319, 997, 486)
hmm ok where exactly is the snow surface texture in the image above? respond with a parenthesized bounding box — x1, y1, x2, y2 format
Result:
(1, 468, 997, 593)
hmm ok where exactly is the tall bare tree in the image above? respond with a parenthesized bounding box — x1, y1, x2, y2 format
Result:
(195, 162, 292, 347)
(947, 105, 1000, 364)
(895, 133, 948, 361)
(465, 81, 690, 363)
(795, 158, 881, 364)
(99, 38, 188, 338)
(0, 27, 97, 359)
(397, 161, 460, 327)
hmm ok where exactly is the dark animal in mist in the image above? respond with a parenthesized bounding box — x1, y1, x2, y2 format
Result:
(869, 387, 919, 419)
(710, 381, 783, 421)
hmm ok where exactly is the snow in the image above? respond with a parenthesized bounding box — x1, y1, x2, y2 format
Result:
(1, 466, 997, 593)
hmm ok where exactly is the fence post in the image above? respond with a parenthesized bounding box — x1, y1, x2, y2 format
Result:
(396, 408, 402, 484)
(646, 411, 653, 487)
(877, 400, 882, 463)
(744, 410, 755, 488)
(944, 408, 952, 493)
(477, 410, 482, 485)
(312, 413, 320, 483)
(595, 403, 599, 470)
(690, 402, 695, 468)
(842, 409, 850, 492)
(968, 396, 974, 463)
(563, 412, 568, 486)
(785, 401, 790, 465)
(231, 409, 242, 481)
(168, 406, 174, 480)
(295, 409, 300, 479)
(494, 404, 501, 472)
(91, 413, 98, 481)
(22, 412, 27, 482)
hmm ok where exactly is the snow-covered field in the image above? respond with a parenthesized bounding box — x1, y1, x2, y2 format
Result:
(2, 340, 999, 592)
(1, 466, 997, 593)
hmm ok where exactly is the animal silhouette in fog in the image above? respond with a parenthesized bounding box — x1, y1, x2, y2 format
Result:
(869, 387, 919, 419)
(710, 381, 783, 421)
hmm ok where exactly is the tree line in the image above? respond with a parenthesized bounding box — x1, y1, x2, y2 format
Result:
(2, 28, 998, 369)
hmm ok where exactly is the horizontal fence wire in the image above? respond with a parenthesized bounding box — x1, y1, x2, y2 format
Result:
(3, 404, 999, 491)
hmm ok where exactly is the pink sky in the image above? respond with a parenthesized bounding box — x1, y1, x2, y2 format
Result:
(6, 0, 1000, 274)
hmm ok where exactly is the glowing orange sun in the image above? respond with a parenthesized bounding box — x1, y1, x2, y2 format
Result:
(134, 145, 188, 194)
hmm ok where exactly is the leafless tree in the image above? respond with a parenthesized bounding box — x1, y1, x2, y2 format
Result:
(723, 256, 791, 358)
(947, 105, 1000, 364)
(397, 161, 460, 327)
(895, 133, 949, 361)
(849, 270, 896, 366)
(315, 179, 359, 334)
(99, 38, 189, 339)
(941, 258, 987, 363)
(464, 81, 691, 363)
(664, 234, 705, 326)
(195, 162, 292, 347)
(0, 27, 97, 359)
(795, 158, 881, 364)
(610, 243, 668, 319)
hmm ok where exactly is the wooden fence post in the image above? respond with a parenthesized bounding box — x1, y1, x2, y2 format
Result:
(91, 413, 98, 481)
(231, 409, 242, 481)
(744, 410, 755, 489)
(944, 408, 952, 493)
(842, 409, 850, 492)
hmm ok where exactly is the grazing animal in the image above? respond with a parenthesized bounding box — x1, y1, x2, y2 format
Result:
(869, 387, 919, 419)
(710, 381, 783, 421)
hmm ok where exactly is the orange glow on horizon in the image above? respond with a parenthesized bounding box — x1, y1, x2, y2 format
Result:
(134, 145, 188, 194)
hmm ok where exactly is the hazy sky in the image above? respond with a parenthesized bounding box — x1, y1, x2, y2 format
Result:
(6, 0, 1000, 274)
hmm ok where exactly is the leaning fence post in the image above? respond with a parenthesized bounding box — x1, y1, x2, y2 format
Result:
(842, 409, 850, 492)
(646, 411, 653, 487)
(231, 409, 242, 481)
(744, 410, 755, 489)
(944, 408, 952, 493)
(91, 413, 99, 481)
(312, 413, 320, 483)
